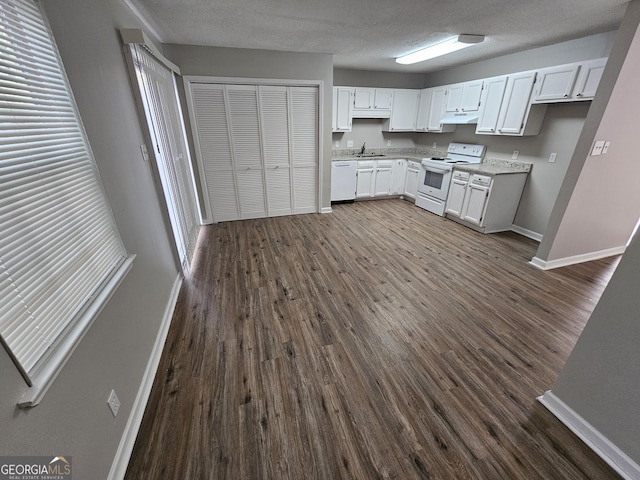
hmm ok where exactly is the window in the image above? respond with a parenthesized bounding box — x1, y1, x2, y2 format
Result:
(0, 0, 132, 406)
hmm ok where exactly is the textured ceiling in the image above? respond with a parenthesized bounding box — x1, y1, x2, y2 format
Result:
(128, 0, 630, 73)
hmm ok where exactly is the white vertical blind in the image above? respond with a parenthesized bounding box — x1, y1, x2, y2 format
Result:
(0, 0, 128, 381)
(128, 44, 200, 267)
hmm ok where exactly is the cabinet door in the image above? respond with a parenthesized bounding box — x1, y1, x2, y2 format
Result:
(476, 76, 507, 134)
(404, 164, 419, 199)
(374, 89, 394, 109)
(356, 162, 375, 198)
(446, 179, 467, 217)
(427, 87, 454, 132)
(290, 86, 319, 214)
(445, 84, 464, 112)
(460, 80, 483, 112)
(496, 71, 537, 135)
(334, 87, 353, 131)
(354, 88, 374, 109)
(415, 89, 432, 131)
(388, 90, 419, 131)
(462, 183, 489, 225)
(574, 58, 607, 99)
(390, 159, 406, 195)
(533, 64, 580, 102)
(374, 161, 393, 196)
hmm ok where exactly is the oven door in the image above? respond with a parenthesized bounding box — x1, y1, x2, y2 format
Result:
(417, 164, 452, 201)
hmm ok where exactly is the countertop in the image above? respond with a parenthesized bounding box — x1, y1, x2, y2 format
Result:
(331, 148, 532, 176)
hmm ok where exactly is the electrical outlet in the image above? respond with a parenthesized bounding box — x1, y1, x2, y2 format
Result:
(346, 140, 353, 148)
(107, 389, 121, 418)
(386, 140, 392, 146)
(512, 150, 519, 159)
(432, 142, 437, 149)
(603, 141, 611, 154)
(334, 141, 339, 148)
(140, 144, 149, 163)
(549, 153, 557, 163)
(591, 140, 605, 156)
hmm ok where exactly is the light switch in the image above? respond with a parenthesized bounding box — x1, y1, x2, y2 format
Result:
(549, 153, 557, 163)
(591, 140, 605, 156)
(512, 150, 519, 159)
(603, 141, 611, 154)
(347, 140, 353, 148)
(335, 141, 339, 148)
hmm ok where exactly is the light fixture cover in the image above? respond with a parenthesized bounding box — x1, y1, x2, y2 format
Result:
(396, 34, 485, 65)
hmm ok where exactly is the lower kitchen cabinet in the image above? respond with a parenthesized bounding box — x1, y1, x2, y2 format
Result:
(445, 169, 528, 233)
(356, 159, 407, 199)
(374, 160, 393, 196)
(390, 159, 406, 195)
(356, 161, 375, 198)
(403, 160, 420, 200)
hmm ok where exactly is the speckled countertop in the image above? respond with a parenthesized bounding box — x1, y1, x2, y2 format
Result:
(331, 148, 532, 175)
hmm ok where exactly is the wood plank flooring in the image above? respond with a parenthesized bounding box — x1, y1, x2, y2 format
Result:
(125, 199, 622, 479)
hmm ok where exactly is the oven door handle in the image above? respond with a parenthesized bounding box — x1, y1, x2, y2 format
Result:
(423, 166, 450, 174)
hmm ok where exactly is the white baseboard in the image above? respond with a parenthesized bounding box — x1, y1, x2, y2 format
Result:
(511, 224, 543, 242)
(107, 273, 183, 480)
(321, 206, 332, 214)
(529, 245, 626, 270)
(538, 391, 640, 480)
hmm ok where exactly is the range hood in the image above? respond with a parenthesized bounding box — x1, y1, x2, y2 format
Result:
(440, 112, 480, 124)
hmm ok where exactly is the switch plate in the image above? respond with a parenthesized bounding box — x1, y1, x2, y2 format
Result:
(512, 150, 519, 159)
(592, 140, 605, 156)
(386, 140, 392, 146)
(432, 142, 437, 149)
(603, 141, 611, 154)
(346, 140, 353, 148)
(334, 141, 339, 148)
(107, 390, 121, 418)
(549, 153, 557, 163)
(140, 144, 149, 163)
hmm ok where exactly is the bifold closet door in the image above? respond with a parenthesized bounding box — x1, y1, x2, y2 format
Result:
(259, 86, 292, 217)
(188, 82, 318, 222)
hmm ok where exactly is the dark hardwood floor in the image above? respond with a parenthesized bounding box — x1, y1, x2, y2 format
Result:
(125, 199, 622, 479)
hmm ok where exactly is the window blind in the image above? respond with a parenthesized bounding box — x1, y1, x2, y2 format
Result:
(0, 0, 128, 386)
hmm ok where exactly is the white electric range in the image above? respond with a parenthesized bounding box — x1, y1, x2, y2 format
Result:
(415, 143, 486, 216)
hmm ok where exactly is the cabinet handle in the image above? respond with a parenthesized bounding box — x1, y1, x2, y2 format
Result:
(564, 94, 569, 98)
(576, 93, 582, 97)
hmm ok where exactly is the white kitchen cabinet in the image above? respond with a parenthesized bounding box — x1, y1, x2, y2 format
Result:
(332, 86, 353, 132)
(390, 159, 406, 195)
(415, 89, 431, 132)
(446, 169, 528, 233)
(574, 57, 607, 99)
(356, 160, 375, 198)
(404, 160, 420, 200)
(352, 88, 393, 118)
(475, 76, 507, 134)
(532, 64, 580, 102)
(477, 71, 547, 136)
(445, 170, 470, 217)
(383, 89, 419, 131)
(427, 87, 456, 133)
(445, 80, 483, 113)
(462, 175, 491, 225)
(532, 57, 607, 103)
(374, 160, 393, 196)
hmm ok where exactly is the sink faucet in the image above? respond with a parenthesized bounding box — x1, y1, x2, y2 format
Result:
(360, 142, 366, 155)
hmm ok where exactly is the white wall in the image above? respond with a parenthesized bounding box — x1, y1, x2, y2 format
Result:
(537, 0, 640, 263)
(162, 44, 334, 211)
(0, 1, 181, 478)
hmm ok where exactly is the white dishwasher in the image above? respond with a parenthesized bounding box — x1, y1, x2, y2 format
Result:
(331, 160, 357, 202)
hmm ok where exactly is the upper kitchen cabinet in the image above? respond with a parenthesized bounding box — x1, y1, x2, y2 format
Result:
(445, 80, 483, 113)
(477, 71, 546, 136)
(415, 87, 456, 133)
(532, 57, 607, 103)
(352, 87, 393, 118)
(382, 89, 420, 132)
(332, 86, 354, 132)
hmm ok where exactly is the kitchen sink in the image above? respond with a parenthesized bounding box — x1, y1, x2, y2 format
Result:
(354, 153, 386, 157)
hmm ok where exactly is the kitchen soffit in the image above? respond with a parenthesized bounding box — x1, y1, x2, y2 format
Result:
(127, 0, 629, 73)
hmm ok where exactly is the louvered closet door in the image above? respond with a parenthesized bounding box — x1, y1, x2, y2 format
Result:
(190, 83, 239, 222)
(227, 85, 266, 220)
(259, 86, 292, 217)
(289, 86, 318, 214)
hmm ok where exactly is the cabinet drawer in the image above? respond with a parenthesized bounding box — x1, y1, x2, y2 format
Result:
(452, 170, 470, 181)
(470, 174, 491, 187)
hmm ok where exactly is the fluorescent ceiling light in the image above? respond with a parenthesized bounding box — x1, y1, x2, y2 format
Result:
(396, 34, 485, 65)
